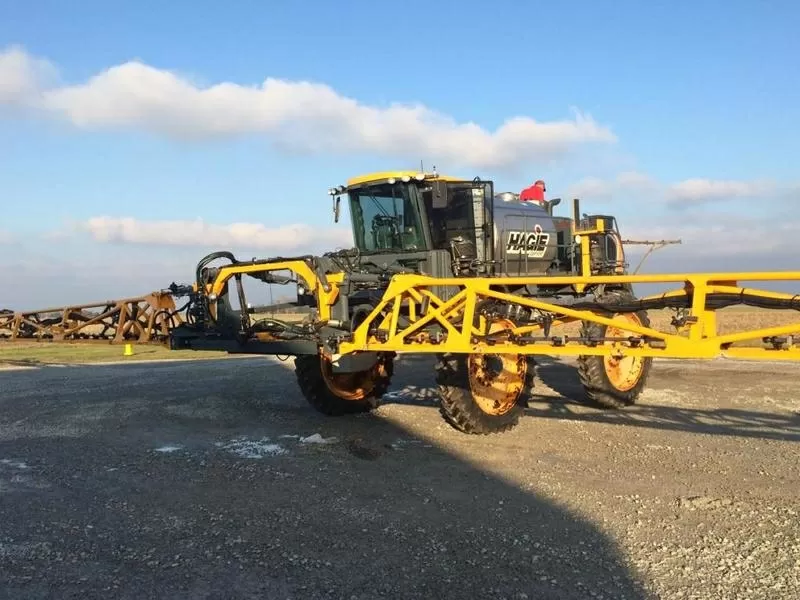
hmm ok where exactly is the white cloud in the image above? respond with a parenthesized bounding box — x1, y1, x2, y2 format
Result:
(80, 216, 353, 251)
(0, 45, 56, 106)
(615, 171, 656, 189)
(564, 175, 610, 199)
(0, 45, 616, 170)
(565, 171, 655, 199)
(610, 212, 800, 298)
(623, 211, 800, 259)
(665, 178, 775, 205)
(563, 170, 796, 208)
(0, 230, 17, 244)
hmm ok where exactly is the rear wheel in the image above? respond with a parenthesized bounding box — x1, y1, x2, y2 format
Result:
(295, 352, 394, 416)
(436, 349, 532, 435)
(576, 297, 652, 409)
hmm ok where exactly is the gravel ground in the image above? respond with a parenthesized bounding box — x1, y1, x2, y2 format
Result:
(1, 354, 798, 599)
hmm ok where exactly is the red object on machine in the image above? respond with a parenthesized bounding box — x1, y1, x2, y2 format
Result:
(520, 180, 546, 203)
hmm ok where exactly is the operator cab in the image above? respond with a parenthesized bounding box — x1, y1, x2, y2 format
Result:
(346, 177, 426, 253)
(329, 170, 496, 277)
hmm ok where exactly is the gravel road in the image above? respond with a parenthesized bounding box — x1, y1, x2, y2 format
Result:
(1, 354, 798, 599)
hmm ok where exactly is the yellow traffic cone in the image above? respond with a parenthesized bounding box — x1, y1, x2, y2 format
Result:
(123, 343, 133, 356)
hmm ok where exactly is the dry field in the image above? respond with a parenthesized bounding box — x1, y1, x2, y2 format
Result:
(0, 342, 227, 366)
(546, 305, 800, 347)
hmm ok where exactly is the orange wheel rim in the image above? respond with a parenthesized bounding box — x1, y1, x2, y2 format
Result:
(467, 319, 526, 416)
(319, 354, 379, 401)
(603, 313, 646, 392)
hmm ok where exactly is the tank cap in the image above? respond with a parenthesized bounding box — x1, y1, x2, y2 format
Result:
(495, 192, 519, 202)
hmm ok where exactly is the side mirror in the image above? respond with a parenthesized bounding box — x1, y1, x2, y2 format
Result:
(333, 196, 341, 223)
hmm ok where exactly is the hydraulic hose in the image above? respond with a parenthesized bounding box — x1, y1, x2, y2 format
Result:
(567, 292, 800, 313)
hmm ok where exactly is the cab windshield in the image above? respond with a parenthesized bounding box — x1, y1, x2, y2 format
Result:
(348, 183, 426, 253)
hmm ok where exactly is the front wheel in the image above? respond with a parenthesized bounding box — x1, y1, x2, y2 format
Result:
(576, 308, 653, 409)
(295, 352, 394, 416)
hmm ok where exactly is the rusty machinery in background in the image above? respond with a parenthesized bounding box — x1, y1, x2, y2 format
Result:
(3, 170, 800, 437)
(0, 293, 183, 343)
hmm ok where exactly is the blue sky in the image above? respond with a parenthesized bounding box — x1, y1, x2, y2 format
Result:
(1, 0, 800, 308)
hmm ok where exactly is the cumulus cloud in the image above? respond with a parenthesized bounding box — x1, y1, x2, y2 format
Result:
(564, 170, 795, 208)
(80, 216, 353, 252)
(623, 211, 800, 260)
(664, 178, 775, 205)
(0, 45, 616, 170)
(609, 212, 800, 298)
(0, 45, 56, 106)
(566, 171, 656, 199)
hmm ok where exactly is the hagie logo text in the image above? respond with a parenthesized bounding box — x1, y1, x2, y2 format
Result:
(505, 225, 550, 258)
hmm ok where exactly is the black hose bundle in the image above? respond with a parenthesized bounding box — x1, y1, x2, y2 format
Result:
(568, 292, 800, 314)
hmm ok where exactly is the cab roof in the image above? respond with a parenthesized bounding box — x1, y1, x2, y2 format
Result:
(346, 170, 467, 188)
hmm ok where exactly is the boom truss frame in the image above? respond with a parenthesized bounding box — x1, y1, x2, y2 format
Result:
(334, 271, 800, 362)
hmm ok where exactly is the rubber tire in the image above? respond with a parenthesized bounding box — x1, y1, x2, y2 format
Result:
(576, 293, 652, 409)
(519, 357, 538, 407)
(294, 353, 393, 416)
(435, 352, 531, 435)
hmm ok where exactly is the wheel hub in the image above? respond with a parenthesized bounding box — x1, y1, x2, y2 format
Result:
(467, 319, 527, 416)
(602, 313, 646, 392)
(319, 354, 386, 401)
